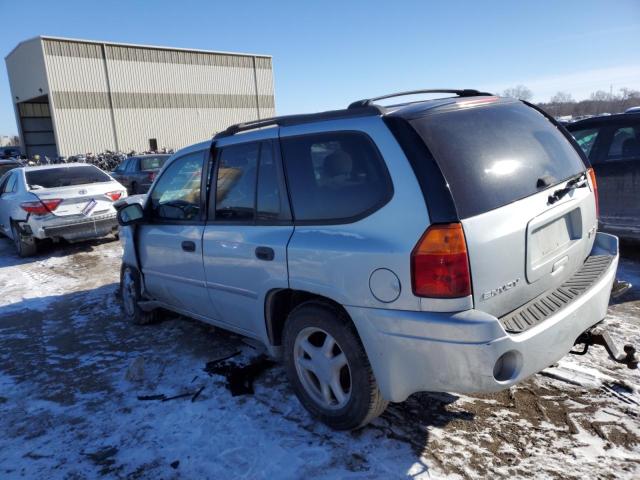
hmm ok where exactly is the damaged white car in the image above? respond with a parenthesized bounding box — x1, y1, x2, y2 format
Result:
(0, 164, 126, 256)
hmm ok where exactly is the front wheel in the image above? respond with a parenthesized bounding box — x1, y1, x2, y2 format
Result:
(283, 301, 388, 430)
(120, 265, 156, 325)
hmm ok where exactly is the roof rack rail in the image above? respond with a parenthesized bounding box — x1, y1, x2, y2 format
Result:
(214, 105, 382, 139)
(348, 89, 494, 109)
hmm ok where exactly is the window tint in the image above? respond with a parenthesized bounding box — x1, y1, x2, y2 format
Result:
(409, 102, 585, 219)
(150, 152, 204, 221)
(26, 166, 112, 189)
(215, 142, 259, 221)
(571, 128, 600, 158)
(141, 156, 169, 171)
(607, 126, 640, 161)
(281, 132, 392, 222)
(256, 142, 285, 220)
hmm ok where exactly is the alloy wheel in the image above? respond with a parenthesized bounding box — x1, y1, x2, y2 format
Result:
(293, 327, 352, 410)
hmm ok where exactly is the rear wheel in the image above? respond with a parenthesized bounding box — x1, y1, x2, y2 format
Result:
(130, 182, 138, 195)
(283, 301, 388, 430)
(11, 222, 37, 257)
(120, 265, 156, 325)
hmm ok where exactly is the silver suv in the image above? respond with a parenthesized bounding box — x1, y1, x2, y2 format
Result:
(116, 89, 618, 429)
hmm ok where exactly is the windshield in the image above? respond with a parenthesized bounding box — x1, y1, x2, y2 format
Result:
(140, 156, 169, 171)
(26, 166, 112, 189)
(409, 102, 585, 218)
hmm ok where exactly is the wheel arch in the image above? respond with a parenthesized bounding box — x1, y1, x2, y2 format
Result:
(264, 288, 358, 348)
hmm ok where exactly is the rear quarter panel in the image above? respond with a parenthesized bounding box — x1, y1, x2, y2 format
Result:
(284, 117, 430, 310)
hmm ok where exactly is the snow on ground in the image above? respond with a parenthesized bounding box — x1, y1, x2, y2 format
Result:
(0, 236, 639, 479)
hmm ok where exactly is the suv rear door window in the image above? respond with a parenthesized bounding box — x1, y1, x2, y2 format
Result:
(215, 142, 260, 221)
(571, 128, 600, 158)
(607, 126, 640, 161)
(409, 102, 585, 218)
(280, 131, 392, 222)
(26, 166, 112, 189)
(149, 152, 204, 221)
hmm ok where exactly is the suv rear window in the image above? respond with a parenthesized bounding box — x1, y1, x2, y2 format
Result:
(409, 102, 585, 218)
(281, 131, 392, 222)
(26, 165, 112, 189)
(140, 156, 169, 171)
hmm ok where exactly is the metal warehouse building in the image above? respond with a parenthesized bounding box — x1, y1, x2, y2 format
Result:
(5, 36, 275, 158)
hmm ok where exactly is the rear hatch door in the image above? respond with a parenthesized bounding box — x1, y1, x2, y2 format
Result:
(408, 100, 597, 318)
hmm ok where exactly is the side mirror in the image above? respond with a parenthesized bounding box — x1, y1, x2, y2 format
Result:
(117, 203, 145, 226)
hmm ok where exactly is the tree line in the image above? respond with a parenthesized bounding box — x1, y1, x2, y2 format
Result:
(500, 84, 640, 118)
(502, 85, 640, 117)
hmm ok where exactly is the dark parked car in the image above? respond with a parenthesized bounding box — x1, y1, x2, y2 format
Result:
(567, 113, 640, 241)
(0, 146, 22, 159)
(0, 159, 21, 178)
(111, 154, 170, 194)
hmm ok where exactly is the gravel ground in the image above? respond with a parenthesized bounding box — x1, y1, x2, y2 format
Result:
(0, 236, 639, 479)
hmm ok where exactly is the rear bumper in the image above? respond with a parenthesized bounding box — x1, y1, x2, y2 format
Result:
(348, 232, 619, 402)
(29, 213, 118, 241)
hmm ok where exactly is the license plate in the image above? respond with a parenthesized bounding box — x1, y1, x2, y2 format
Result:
(82, 199, 97, 216)
(530, 210, 580, 264)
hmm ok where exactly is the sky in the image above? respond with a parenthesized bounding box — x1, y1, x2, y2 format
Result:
(1, 0, 639, 135)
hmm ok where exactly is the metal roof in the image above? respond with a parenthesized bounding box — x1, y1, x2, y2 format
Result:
(6, 35, 272, 60)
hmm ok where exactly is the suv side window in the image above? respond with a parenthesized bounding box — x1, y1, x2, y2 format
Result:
(212, 140, 291, 223)
(606, 125, 640, 161)
(114, 159, 128, 173)
(571, 128, 601, 159)
(126, 158, 139, 172)
(280, 131, 392, 223)
(215, 142, 260, 221)
(149, 151, 204, 221)
(256, 141, 288, 221)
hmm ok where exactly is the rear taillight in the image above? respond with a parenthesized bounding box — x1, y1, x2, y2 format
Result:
(411, 223, 471, 298)
(587, 168, 599, 218)
(20, 199, 62, 215)
(106, 191, 123, 201)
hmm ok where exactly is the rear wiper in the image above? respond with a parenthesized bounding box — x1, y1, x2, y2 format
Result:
(547, 172, 588, 205)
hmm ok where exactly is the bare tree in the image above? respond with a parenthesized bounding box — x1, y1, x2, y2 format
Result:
(550, 91, 574, 104)
(589, 90, 612, 102)
(502, 85, 533, 101)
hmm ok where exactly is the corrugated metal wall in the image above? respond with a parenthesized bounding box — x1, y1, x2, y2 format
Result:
(40, 38, 275, 156)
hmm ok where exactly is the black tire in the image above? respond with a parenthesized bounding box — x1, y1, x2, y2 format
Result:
(283, 301, 388, 430)
(120, 265, 156, 325)
(11, 222, 37, 257)
(130, 182, 138, 195)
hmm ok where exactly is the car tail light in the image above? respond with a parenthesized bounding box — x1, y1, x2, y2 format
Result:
(147, 172, 156, 182)
(587, 168, 599, 217)
(20, 199, 62, 215)
(411, 223, 471, 298)
(106, 191, 123, 201)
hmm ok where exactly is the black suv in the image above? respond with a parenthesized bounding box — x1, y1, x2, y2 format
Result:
(567, 113, 640, 241)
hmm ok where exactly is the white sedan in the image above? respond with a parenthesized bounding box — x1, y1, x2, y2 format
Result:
(0, 164, 127, 256)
